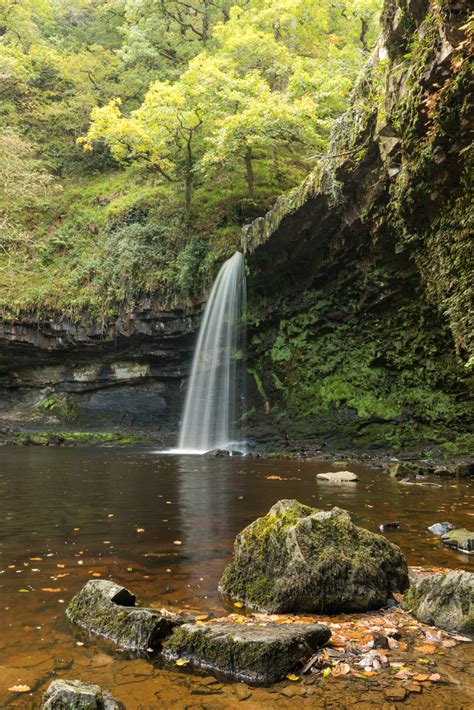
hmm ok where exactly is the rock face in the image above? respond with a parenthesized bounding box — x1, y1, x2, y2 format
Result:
(66, 580, 186, 651)
(0, 302, 201, 443)
(317, 470, 358, 482)
(403, 571, 474, 633)
(242, 0, 473, 452)
(441, 529, 474, 554)
(163, 621, 331, 685)
(218, 499, 409, 613)
(42, 679, 119, 709)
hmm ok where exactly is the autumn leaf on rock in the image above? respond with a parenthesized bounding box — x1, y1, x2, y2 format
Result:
(8, 685, 31, 693)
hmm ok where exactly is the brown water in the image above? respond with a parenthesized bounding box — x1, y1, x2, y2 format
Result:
(0, 448, 473, 709)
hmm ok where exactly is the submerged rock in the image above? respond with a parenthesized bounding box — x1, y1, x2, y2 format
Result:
(66, 580, 186, 651)
(204, 449, 230, 457)
(428, 522, 457, 536)
(379, 521, 401, 532)
(441, 529, 474, 554)
(218, 499, 409, 613)
(403, 571, 474, 633)
(163, 621, 331, 685)
(41, 679, 119, 709)
(316, 470, 358, 482)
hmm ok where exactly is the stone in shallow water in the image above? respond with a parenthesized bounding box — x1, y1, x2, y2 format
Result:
(218, 499, 409, 613)
(441, 529, 474, 553)
(66, 580, 186, 651)
(403, 571, 474, 633)
(163, 621, 331, 685)
(316, 470, 358, 482)
(428, 522, 457, 536)
(41, 679, 119, 709)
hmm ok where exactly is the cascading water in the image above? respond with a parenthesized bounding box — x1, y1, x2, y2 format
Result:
(177, 251, 246, 454)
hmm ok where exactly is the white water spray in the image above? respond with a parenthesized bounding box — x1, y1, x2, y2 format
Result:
(177, 252, 246, 453)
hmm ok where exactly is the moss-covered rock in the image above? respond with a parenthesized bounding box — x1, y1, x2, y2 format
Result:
(403, 571, 474, 634)
(441, 529, 474, 554)
(66, 580, 186, 652)
(218, 499, 409, 613)
(41, 679, 119, 709)
(163, 620, 331, 685)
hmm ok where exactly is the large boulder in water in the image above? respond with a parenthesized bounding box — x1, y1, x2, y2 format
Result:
(218, 499, 409, 613)
(403, 571, 474, 633)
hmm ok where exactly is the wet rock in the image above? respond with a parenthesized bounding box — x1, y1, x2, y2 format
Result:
(384, 686, 407, 702)
(379, 522, 401, 532)
(371, 632, 390, 650)
(428, 522, 457, 536)
(66, 580, 187, 651)
(218, 499, 409, 613)
(403, 571, 474, 633)
(390, 462, 432, 478)
(433, 462, 474, 478)
(41, 679, 119, 709)
(204, 449, 230, 457)
(317, 470, 358, 482)
(163, 620, 330, 685)
(441, 529, 474, 554)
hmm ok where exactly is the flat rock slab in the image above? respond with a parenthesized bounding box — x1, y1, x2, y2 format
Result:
(441, 529, 474, 553)
(403, 571, 474, 634)
(317, 470, 358, 482)
(42, 679, 120, 709)
(66, 580, 186, 651)
(163, 621, 331, 685)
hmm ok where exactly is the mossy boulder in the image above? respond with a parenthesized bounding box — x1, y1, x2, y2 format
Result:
(218, 500, 409, 613)
(441, 529, 474, 554)
(41, 679, 119, 709)
(66, 580, 187, 651)
(163, 620, 331, 685)
(403, 571, 474, 634)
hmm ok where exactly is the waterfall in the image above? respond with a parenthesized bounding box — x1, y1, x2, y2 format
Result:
(178, 251, 246, 453)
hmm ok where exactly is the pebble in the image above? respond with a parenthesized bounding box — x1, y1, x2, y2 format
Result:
(384, 686, 407, 701)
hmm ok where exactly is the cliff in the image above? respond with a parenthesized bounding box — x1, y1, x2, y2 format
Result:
(242, 0, 473, 453)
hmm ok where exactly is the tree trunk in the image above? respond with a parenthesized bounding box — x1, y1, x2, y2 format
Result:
(244, 147, 255, 200)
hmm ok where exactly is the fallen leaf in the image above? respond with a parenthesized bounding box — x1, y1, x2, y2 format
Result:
(286, 674, 300, 681)
(413, 674, 430, 682)
(323, 667, 332, 677)
(8, 685, 30, 693)
(233, 601, 243, 608)
(332, 663, 351, 677)
(415, 644, 437, 654)
(175, 658, 188, 666)
(136, 528, 145, 533)
(173, 540, 182, 545)
(429, 673, 441, 682)
(41, 587, 62, 593)
(56, 564, 65, 569)
(18, 589, 29, 593)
